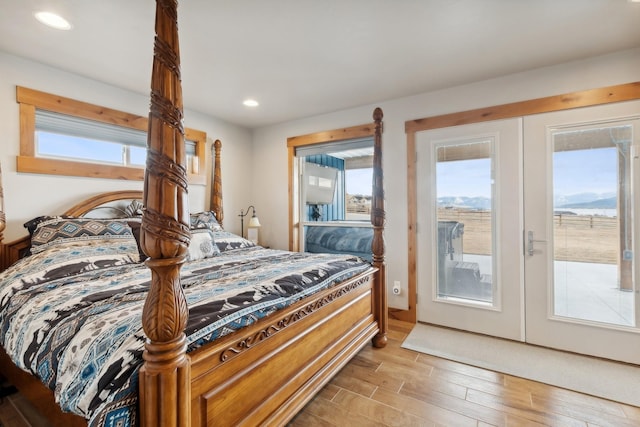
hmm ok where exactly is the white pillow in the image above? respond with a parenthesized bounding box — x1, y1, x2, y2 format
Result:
(187, 229, 220, 261)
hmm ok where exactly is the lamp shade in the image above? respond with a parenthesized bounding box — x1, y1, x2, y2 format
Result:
(248, 216, 261, 228)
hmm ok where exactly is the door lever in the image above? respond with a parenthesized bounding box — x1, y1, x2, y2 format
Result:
(527, 231, 546, 256)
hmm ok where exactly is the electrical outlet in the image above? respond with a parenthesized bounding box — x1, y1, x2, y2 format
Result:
(392, 280, 401, 295)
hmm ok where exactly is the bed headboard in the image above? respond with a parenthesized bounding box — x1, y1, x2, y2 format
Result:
(0, 191, 143, 270)
(63, 190, 144, 217)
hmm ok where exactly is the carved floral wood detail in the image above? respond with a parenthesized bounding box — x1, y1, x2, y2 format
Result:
(219, 275, 373, 362)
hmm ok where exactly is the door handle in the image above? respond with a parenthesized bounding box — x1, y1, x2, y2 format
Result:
(526, 231, 546, 256)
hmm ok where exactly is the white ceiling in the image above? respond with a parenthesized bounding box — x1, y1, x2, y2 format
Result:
(1, 0, 639, 129)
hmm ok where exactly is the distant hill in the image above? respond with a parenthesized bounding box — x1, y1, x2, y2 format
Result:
(437, 193, 617, 210)
(558, 196, 617, 209)
(554, 192, 616, 207)
(437, 196, 491, 210)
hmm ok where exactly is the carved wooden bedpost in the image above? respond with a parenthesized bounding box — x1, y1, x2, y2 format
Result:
(371, 107, 388, 348)
(139, 1, 191, 426)
(210, 139, 224, 227)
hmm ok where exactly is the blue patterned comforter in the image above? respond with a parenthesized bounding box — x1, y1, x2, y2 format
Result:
(0, 239, 371, 426)
(305, 225, 373, 262)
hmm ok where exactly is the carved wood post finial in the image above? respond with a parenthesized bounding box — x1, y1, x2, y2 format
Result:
(371, 107, 388, 348)
(139, 1, 191, 425)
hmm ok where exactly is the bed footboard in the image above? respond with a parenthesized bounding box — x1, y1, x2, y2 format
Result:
(187, 269, 378, 427)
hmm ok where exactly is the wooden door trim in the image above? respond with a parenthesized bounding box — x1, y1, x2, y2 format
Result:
(405, 82, 640, 134)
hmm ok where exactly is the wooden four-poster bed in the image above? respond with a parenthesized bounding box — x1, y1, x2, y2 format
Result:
(0, 1, 387, 426)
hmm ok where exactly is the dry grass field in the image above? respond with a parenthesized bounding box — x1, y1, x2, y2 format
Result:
(438, 209, 619, 264)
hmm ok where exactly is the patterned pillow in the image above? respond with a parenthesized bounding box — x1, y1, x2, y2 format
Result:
(187, 229, 220, 261)
(30, 218, 138, 255)
(212, 230, 256, 252)
(190, 211, 223, 232)
(24, 215, 74, 236)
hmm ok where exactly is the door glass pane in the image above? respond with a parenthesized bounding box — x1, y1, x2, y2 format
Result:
(552, 124, 634, 326)
(435, 139, 494, 305)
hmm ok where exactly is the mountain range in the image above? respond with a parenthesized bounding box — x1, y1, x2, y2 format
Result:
(557, 197, 616, 209)
(437, 192, 617, 210)
(437, 196, 491, 210)
(554, 192, 616, 208)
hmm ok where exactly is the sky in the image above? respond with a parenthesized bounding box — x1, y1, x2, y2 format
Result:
(437, 158, 492, 198)
(553, 147, 617, 196)
(39, 133, 124, 164)
(39, 133, 156, 167)
(436, 147, 618, 199)
(346, 168, 373, 196)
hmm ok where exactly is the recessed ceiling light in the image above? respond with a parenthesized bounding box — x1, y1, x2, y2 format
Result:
(34, 11, 72, 30)
(243, 99, 259, 107)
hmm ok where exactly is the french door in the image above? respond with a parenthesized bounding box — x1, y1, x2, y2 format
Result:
(524, 101, 640, 364)
(417, 101, 640, 363)
(416, 118, 524, 341)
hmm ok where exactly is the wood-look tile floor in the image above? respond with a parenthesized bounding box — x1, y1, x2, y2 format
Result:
(289, 319, 640, 427)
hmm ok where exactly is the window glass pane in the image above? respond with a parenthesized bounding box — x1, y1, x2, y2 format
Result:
(552, 124, 634, 326)
(346, 168, 372, 220)
(36, 131, 122, 164)
(346, 169, 372, 195)
(299, 145, 373, 223)
(129, 146, 147, 166)
(435, 139, 494, 305)
(185, 140, 196, 156)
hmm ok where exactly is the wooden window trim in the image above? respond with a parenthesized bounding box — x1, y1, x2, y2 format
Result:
(16, 86, 206, 185)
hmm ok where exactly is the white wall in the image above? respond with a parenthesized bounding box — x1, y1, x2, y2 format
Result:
(0, 51, 253, 241)
(251, 48, 640, 310)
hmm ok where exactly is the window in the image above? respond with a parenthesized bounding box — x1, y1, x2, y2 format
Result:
(17, 86, 206, 184)
(298, 138, 374, 223)
(287, 125, 376, 251)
